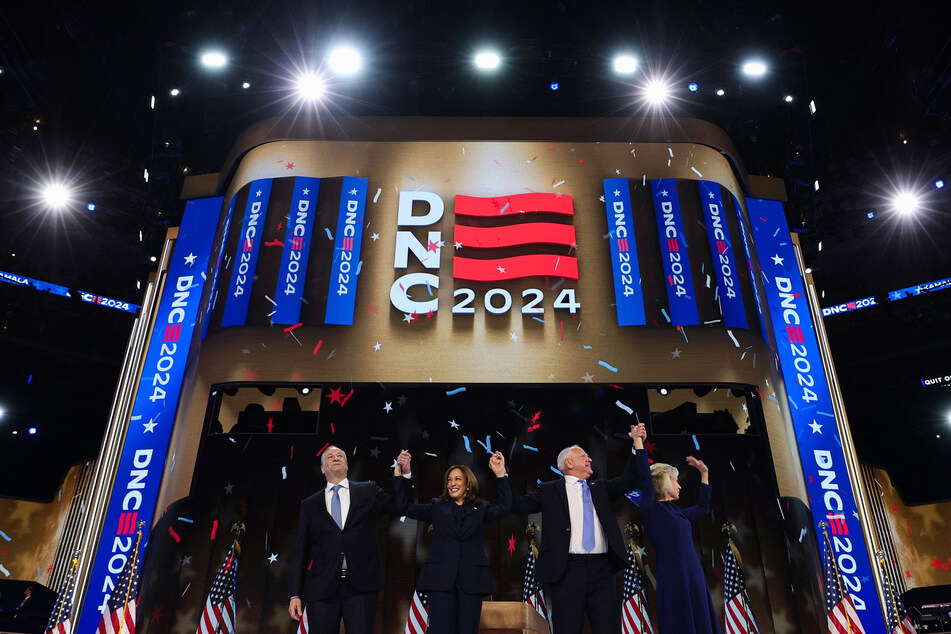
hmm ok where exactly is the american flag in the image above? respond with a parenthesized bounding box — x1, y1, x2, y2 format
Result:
(96, 535, 142, 634)
(723, 541, 759, 634)
(522, 542, 550, 628)
(822, 532, 866, 634)
(296, 606, 309, 634)
(621, 544, 654, 634)
(877, 552, 915, 634)
(196, 544, 238, 634)
(403, 589, 429, 634)
(46, 557, 79, 634)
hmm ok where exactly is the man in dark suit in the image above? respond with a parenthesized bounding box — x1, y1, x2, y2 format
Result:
(288, 445, 406, 633)
(514, 423, 645, 633)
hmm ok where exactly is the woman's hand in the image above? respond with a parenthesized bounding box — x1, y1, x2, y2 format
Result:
(631, 423, 647, 450)
(686, 455, 709, 484)
(395, 449, 412, 476)
(488, 451, 506, 477)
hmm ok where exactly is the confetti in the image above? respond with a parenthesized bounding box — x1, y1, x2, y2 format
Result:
(691, 166, 703, 177)
(313, 339, 323, 354)
(799, 528, 807, 542)
(316, 442, 331, 457)
(598, 360, 619, 373)
(615, 400, 633, 415)
(692, 435, 700, 450)
(177, 517, 194, 524)
(523, 445, 539, 452)
(661, 308, 671, 323)
(553, 180, 565, 188)
(373, 188, 382, 203)
(282, 466, 287, 480)
(425, 452, 438, 457)
(0, 565, 9, 577)
(169, 527, 181, 543)
(550, 466, 564, 476)
(264, 295, 277, 306)
(463, 436, 472, 453)
(776, 499, 786, 520)
(500, 202, 511, 214)
(446, 387, 467, 396)
(181, 582, 191, 597)
(532, 317, 545, 323)
(0, 531, 10, 542)
(324, 228, 334, 240)
(283, 323, 302, 333)
(726, 330, 740, 348)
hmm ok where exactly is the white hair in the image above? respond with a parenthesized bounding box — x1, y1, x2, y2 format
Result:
(321, 445, 345, 468)
(649, 462, 679, 498)
(557, 445, 582, 472)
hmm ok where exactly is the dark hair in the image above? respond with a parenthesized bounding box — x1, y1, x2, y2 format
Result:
(439, 465, 480, 506)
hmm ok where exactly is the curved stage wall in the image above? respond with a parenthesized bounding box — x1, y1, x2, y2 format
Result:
(72, 117, 889, 632)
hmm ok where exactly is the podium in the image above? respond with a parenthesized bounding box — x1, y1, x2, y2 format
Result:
(479, 601, 550, 633)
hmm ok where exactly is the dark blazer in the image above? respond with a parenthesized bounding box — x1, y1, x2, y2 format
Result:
(513, 450, 639, 584)
(289, 480, 397, 602)
(393, 475, 512, 595)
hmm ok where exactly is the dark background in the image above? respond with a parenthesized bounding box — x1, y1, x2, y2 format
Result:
(1, 1, 950, 505)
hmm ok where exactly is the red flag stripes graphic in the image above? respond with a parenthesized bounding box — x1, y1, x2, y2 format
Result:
(453, 193, 578, 282)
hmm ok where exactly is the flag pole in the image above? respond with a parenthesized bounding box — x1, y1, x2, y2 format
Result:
(118, 521, 146, 634)
(875, 550, 902, 629)
(52, 549, 81, 628)
(820, 521, 852, 634)
(721, 522, 752, 633)
(215, 522, 246, 634)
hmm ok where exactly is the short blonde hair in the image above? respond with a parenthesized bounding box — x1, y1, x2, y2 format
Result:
(649, 462, 679, 499)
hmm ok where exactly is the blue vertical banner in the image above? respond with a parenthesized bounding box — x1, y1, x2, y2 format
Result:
(697, 181, 747, 329)
(750, 197, 885, 633)
(273, 177, 321, 325)
(77, 198, 219, 631)
(650, 178, 699, 325)
(324, 176, 368, 325)
(200, 196, 235, 340)
(602, 178, 647, 326)
(221, 178, 273, 327)
(731, 192, 769, 335)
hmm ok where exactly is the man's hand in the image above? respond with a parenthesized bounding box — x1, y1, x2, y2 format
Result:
(396, 450, 412, 474)
(288, 597, 303, 621)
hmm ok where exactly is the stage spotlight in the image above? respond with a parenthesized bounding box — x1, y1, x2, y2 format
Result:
(809, 100, 817, 114)
(170, 88, 180, 97)
(742, 60, 767, 76)
(892, 191, 920, 216)
(614, 55, 638, 74)
(87, 203, 96, 211)
(28, 427, 37, 435)
(150, 256, 157, 262)
(42, 183, 72, 210)
(328, 46, 362, 75)
(242, 82, 251, 89)
(867, 211, 875, 219)
(550, 82, 560, 91)
(0, 407, 4, 419)
(296, 72, 325, 102)
(201, 51, 227, 68)
(935, 180, 945, 189)
(474, 51, 501, 70)
(784, 94, 794, 103)
(805, 267, 813, 274)
(301, 387, 311, 395)
(688, 82, 699, 92)
(658, 387, 669, 396)
(643, 79, 671, 106)
(716, 88, 725, 96)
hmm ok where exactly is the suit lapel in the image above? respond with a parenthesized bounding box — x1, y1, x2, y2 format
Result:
(343, 481, 360, 530)
(556, 479, 570, 516)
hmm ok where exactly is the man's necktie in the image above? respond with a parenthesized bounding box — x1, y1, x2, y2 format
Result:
(331, 484, 343, 529)
(581, 480, 595, 552)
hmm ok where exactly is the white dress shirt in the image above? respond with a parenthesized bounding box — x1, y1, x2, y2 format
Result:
(564, 476, 608, 554)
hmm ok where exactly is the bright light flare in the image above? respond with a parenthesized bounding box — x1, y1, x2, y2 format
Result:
(296, 73, 325, 102)
(892, 191, 920, 216)
(474, 51, 500, 70)
(42, 183, 72, 210)
(643, 79, 671, 106)
(742, 60, 767, 76)
(613, 55, 638, 74)
(201, 51, 227, 68)
(328, 47, 362, 75)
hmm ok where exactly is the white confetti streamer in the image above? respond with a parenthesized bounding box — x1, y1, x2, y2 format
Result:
(726, 330, 740, 347)
(373, 188, 382, 203)
(615, 400, 633, 415)
(691, 166, 703, 177)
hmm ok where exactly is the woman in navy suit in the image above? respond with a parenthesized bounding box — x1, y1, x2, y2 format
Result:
(393, 450, 510, 634)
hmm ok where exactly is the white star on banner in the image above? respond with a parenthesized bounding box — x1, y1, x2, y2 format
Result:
(184, 252, 197, 265)
(349, 188, 358, 195)
(302, 188, 310, 195)
(143, 419, 157, 433)
(809, 420, 823, 434)
(772, 254, 785, 266)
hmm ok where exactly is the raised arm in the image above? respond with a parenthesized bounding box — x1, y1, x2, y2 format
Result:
(632, 425, 657, 512)
(682, 456, 711, 522)
(391, 450, 434, 522)
(606, 424, 645, 498)
(485, 451, 512, 522)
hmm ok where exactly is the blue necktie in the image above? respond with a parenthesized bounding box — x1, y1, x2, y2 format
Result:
(581, 480, 595, 552)
(331, 484, 343, 529)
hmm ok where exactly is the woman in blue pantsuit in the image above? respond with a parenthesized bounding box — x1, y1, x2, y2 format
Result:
(393, 450, 510, 634)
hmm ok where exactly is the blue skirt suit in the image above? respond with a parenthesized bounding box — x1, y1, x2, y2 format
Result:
(635, 450, 721, 634)
(393, 475, 512, 634)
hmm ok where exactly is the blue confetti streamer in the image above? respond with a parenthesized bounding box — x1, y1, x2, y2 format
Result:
(692, 435, 700, 450)
(593, 425, 608, 440)
(615, 400, 633, 414)
(532, 317, 545, 323)
(177, 517, 194, 524)
(523, 444, 539, 452)
(598, 360, 619, 373)
(550, 466, 564, 476)
(446, 387, 467, 396)
(583, 345, 592, 349)
(463, 435, 472, 453)
(324, 227, 334, 241)
(0, 530, 11, 541)
(661, 308, 671, 323)
(485, 435, 492, 453)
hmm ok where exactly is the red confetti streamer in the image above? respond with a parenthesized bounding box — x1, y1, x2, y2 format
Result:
(316, 442, 330, 457)
(527, 424, 540, 432)
(313, 339, 323, 355)
(608, 384, 624, 389)
(290, 446, 294, 460)
(211, 520, 218, 540)
(331, 422, 335, 434)
(284, 322, 303, 333)
(891, 505, 898, 512)
(264, 239, 285, 247)
(169, 527, 181, 543)
(340, 389, 354, 406)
